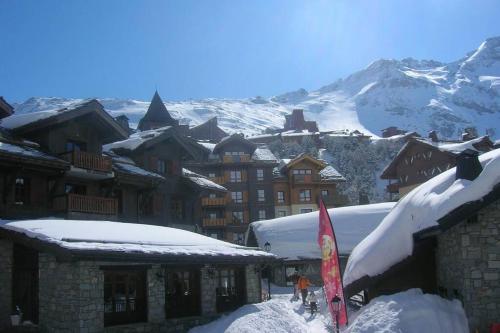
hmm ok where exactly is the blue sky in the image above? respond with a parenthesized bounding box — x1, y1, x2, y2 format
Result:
(1, 0, 500, 103)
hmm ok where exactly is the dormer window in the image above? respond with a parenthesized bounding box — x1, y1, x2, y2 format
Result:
(157, 159, 166, 174)
(292, 169, 312, 175)
(66, 140, 87, 152)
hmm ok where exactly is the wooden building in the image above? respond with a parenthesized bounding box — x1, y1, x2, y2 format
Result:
(189, 117, 228, 143)
(137, 91, 180, 131)
(284, 109, 318, 133)
(185, 134, 279, 244)
(273, 154, 345, 217)
(381, 134, 494, 198)
(0, 219, 274, 332)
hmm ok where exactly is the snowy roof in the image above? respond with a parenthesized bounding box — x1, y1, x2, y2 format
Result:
(0, 99, 93, 130)
(0, 219, 275, 262)
(251, 147, 278, 162)
(344, 149, 500, 287)
(104, 126, 172, 152)
(182, 168, 227, 192)
(429, 136, 492, 154)
(319, 165, 345, 181)
(250, 202, 396, 260)
(113, 162, 165, 180)
(197, 141, 216, 152)
(0, 141, 67, 166)
(281, 130, 319, 137)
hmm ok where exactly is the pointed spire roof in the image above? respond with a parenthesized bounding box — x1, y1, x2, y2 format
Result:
(138, 91, 178, 131)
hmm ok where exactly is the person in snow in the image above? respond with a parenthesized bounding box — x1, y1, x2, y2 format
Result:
(297, 275, 311, 305)
(307, 291, 318, 314)
(290, 270, 300, 301)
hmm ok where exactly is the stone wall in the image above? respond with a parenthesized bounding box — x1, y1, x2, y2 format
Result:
(436, 198, 500, 333)
(245, 265, 261, 303)
(0, 239, 13, 330)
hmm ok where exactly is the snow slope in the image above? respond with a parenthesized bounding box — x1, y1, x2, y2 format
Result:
(344, 149, 500, 286)
(10, 36, 500, 139)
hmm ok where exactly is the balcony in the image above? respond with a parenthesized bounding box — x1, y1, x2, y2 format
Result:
(61, 151, 112, 172)
(202, 218, 227, 227)
(292, 174, 321, 184)
(53, 194, 118, 216)
(202, 197, 228, 206)
(222, 154, 251, 164)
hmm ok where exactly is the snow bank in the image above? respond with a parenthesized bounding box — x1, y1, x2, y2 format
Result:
(251, 203, 395, 260)
(0, 219, 273, 258)
(344, 149, 500, 286)
(345, 289, 469, 333)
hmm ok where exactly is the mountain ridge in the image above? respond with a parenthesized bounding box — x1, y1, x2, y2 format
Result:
(9, 36, 500, 139)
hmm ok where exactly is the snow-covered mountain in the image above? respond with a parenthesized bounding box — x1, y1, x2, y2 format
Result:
(10, 36, 500, 139)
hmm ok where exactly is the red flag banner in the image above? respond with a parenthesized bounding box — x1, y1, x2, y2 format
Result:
(317, 200, 348, 327)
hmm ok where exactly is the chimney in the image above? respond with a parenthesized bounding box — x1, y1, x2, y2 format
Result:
(115, 115, 131, 134)
(456, 149, 483, 181)
(428, 130, 438, 142)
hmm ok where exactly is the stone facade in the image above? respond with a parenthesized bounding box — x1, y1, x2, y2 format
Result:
(0, 239, 13, 329)
(0, 244, 264, 333)
(436, 198, 500, 332)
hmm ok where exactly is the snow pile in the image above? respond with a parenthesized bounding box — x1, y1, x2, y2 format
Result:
(189, 287, 330, 333)
(251, 202, 395, 260)
(344, 149, 500, 286)
(345, 289, 469, 333)
(0, 219, 274, 258)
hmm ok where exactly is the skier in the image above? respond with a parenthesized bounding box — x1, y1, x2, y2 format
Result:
(307, 291, 318, 314)
(297, 275, 311, 305)
(290, 270, 300, 301)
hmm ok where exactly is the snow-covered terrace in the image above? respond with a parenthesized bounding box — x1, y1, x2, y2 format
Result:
(250, 202, 396, 260)
(0, 219, 275, 263)
(344, 149, 500, 286)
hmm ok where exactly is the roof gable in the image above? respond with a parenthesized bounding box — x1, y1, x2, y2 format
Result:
(282, 153, 327, 171)
(1, 99, 128, 142)
(213, 133, 256, 153)
(137, 91, 178, 131)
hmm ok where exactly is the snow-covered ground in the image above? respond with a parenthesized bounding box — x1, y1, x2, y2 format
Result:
(189, 287, 468, 333)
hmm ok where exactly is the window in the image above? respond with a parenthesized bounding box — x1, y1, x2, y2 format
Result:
(278, 210, 287, 217)
(232, 211, 244, 223)
(321, 190, 329, 197)
(258, 210, 266, 220)
(257, 190, 265, 202)
(216, 268, 245, 313)
(225, 152, 245, 156)
(65, 183, 86, 195)
(209, 193, 217, 199)
(103, 268, 147, 327)
(157, 159, 166, 174)
(209, 212, 217, 220)
(256, 169, 264, 181)
(65, 140, 87, 152)
(230, 171, 242, 183)
(233, 233, 245, 245)
(14, 177, 30, 205)
(292, 169, 312, 175)
(208, 172, 216, 178)
(300, 208, 313, 214)
(299, 189, 312, 202)
(231, 192, 243, 204)
(165, 269, 201, 318)
(277, 191, 285, 203)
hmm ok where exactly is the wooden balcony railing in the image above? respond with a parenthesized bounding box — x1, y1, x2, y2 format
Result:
(61, 151, 112, 172)
(292, 174, 321, 184)
(202, 218, 227, 227)
(53, 194, 117, 215)
(202, 197, 228, 206)
(222, 154, 251, 164)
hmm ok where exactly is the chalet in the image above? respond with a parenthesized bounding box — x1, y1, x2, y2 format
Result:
(184, 134, 279, 244)
(381, 134, 494, 198)
(189, 117, 228, 143)
(0, 99, 135, 221)
(284, 109, 318, 133)
(0, 97, 14, 119)
(343, 149, 500, 332)
(104, 126, 225, 230)
(137, 91, 181, 132)
(0, 219, 275, 332)
(381, 126, 407, 138)
(246, 202, 395, 286)
(273, 154, 345, 217)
